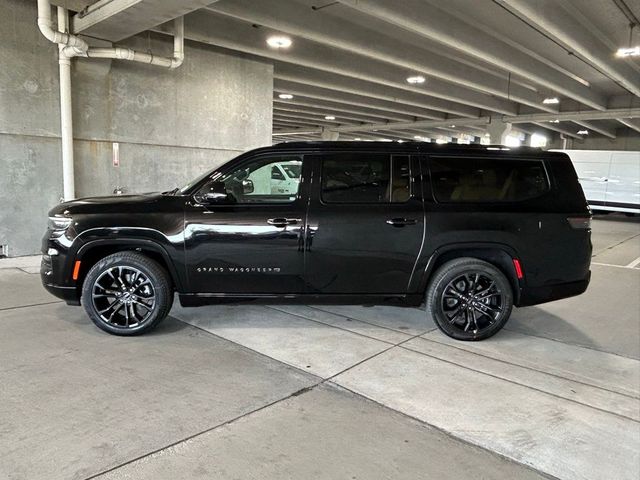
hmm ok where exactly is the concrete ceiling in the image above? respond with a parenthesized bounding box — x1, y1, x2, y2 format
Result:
(67, 0, 640, 144)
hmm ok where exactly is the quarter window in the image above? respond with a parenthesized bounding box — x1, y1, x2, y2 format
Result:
(321, 154, 410, 204)
(430, 157, 549, 203)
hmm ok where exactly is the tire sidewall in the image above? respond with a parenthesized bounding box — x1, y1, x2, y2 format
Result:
(81, 254, 171, 336)
(428, 260, 513, 341)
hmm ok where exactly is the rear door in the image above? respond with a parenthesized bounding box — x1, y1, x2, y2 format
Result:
(305, 152, 425, 294)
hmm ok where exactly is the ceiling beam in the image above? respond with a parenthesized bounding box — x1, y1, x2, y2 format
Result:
(504, 107, 640, 123)
(338, 0, 607, 109)
(274, 63, 490, 117)
(498, 0, 640, 97)
(274, 80, 449, 120)
(71, 0, 215, 41)
(532, 122, 583, 139)
(273, 118, 336, 128)
(206, 0, 551, 113)
(274, 105, 396, 124)
(274, 98, 417, 122)
(273, 70, 470, 118)
(617, 119, 640, 133)
(573, 121, 616, 139)
(274, 112, 358, 125)
(274, 117, 493, 136)
(178, 11, 503, 116)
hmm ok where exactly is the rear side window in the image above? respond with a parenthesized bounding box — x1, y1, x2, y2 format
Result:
(321, 154, 411, 204)
(430, 157, 549, 203)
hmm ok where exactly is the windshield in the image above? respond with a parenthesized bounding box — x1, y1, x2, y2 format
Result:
(178, 168, 216, 194)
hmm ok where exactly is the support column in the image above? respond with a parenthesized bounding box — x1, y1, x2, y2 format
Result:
(57, 7, 75, 200)
(486, 117, 512, 145)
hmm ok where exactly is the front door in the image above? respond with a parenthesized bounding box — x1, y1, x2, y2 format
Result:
(184, 153, 308, 294)
(305, 152, 425, 294)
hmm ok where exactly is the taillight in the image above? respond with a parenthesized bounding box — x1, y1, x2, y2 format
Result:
(512, 258, 524, 279)
(567, 216, 591, 229)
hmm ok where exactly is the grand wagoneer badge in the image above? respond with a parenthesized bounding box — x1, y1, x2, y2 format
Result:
(197, 266, 281, 273)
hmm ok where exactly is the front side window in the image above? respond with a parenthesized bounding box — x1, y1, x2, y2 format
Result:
(200, 155, 302, 204)
(321, 153, 410, 204)
(430, 157, 549, 203)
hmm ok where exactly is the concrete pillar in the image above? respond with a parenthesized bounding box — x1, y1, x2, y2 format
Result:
(321, 128, 339, 141)
(486, 117, 512, 144)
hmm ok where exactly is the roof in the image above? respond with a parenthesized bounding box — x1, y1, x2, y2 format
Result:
(267, 140, 547, 155)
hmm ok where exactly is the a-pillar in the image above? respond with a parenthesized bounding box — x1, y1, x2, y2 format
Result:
(486, 117, 512, 145)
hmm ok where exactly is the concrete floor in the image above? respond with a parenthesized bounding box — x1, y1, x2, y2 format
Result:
(0, 216, 638, 480)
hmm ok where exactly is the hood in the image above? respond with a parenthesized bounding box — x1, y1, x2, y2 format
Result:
(48, 192, 166, 216)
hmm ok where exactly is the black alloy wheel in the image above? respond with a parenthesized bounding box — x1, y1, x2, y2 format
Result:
(81, 252, 173, 335)
(426, 257, 513, 341)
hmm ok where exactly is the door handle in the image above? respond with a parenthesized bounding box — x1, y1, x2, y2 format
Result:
(386, 217, 417, 227)
(267, 218, 301, 227)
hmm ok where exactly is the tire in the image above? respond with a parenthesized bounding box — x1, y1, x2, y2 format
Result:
(81, 251, 174, 336)
(426, 257, 513, 341)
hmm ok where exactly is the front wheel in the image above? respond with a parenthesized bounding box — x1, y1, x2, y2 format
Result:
(81, 252, 174, 336)
(426, 258, 513, 341)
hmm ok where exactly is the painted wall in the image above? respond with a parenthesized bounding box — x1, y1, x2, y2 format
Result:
(0, 0, 273, 256)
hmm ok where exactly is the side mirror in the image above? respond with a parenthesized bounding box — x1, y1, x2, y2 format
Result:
(201, 181, 228, 203)
(242, 179, 254, 194)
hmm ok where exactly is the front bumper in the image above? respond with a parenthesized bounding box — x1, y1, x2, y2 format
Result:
(40, 255, 80, 305)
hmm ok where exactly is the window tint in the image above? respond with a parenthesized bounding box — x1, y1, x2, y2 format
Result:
(202, 156, 302, 204)
(391, 156, 411, 202)
(430, 157, 548, 203)
(321, 154, 411, 204)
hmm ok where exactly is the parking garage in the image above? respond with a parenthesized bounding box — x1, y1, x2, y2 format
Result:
(1, 1, 639, 479)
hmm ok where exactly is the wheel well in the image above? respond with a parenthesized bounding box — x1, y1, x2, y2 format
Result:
(77, 245, 176, 291)
(430, 248, 520, 302)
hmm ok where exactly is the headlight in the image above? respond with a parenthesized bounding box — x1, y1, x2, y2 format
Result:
(48, 216, 72, 232)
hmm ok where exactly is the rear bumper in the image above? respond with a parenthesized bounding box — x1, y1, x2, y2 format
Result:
(517, 271, 590, 307)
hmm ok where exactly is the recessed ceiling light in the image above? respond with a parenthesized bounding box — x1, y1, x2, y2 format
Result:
(397, 139, 404, 143)
(543, 97, 560, 104)
(616, 46, 640, 57)
(577, 129, 589, 135)
(449, 124, 456, 128)
(413, 135, 422, 139)
(266, 35, 292, 49)
(406, 75, 426, 84)
(549, 119, 560, 123)
(324, 115, 335, 120)
(354, 137, 361, 141)
(278, 93, 294, 100)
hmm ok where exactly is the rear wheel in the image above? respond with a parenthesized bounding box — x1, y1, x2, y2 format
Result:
(426, 258, 513, 341)
(81, 252, 173, 336)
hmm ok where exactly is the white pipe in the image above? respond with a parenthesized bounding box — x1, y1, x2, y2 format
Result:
(36, 0, 185, 200)
(85, 17, 184, 69)
(57, 7, 75, 200)
(37, 0, 88, 52)
(38, 0, 185, 69)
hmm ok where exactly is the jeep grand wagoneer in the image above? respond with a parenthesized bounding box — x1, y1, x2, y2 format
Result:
(42, 142, 592, 340)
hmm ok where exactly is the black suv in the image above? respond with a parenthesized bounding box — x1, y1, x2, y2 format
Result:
(41, 142, 592, 340)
